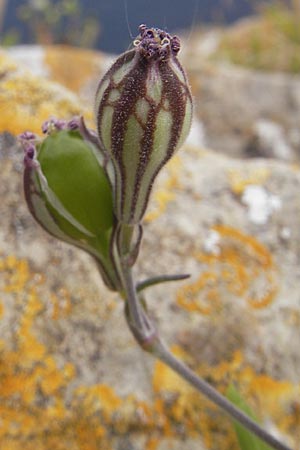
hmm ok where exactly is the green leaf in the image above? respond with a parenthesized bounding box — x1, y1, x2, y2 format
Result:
(226, 384, 272, 450)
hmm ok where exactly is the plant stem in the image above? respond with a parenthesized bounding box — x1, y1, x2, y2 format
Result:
(117, 222, 158, 341)
(154, 342, 291, 450)
(120, 263, 292, 450)
(137, 273, 190, 292)
(121, 261, 152, 337)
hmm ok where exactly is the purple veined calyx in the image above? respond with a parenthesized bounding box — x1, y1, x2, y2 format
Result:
(95, 24, 193, 225)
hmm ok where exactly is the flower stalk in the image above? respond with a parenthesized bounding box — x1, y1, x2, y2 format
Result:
(119, 261, 291, 450)
(20, 24, 293, 450)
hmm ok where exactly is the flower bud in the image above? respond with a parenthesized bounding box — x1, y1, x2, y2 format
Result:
(21, 119, 119, 290)
(95, 25, 193, 224)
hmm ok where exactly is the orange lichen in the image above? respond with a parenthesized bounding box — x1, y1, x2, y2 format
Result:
(75, 384, 122, 417)
(1, 255, 31, 293)
(0, 54, 93, 135)
(177, 225, 278, 314)
(44, 45, 104, 94)
(49, 288, 72, 320)
(228, 167, 270, 195)
(0, 75, 79, 134)
(146, 437, 160, 450)
(153, 347, 191, 395)
(0, 51, 18, 75)
(145, 155, 182, 222)
(0, 254, 104, 449)
(152, 349, 298, 449)
(0, 253, 297, 449)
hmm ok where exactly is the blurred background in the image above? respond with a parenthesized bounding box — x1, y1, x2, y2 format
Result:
(1, 0, 300, 154)
(0, 0, 295, 53)
(1, 2, 300, 450)
(1, 0, 300, 155)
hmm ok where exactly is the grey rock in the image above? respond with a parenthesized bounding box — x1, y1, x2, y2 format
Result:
(0, 131, 298, 448)
(182, 52, 300, 161)
(0, 42, 299, 449)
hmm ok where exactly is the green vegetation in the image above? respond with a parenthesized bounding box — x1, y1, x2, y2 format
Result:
(214, 2, 300, 73)
(1, 0, 100, 47)
(227, 385, 272, 450)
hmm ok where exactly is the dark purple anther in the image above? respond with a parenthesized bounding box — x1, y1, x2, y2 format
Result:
(67, 117, 80, 130)
(171, 36, 181, 54)
(138, 24, 147, 35)
(19, 131, 37, 141)
(25, 144, 35, 159)
(42, 120, 51, 134)
(145, 29, 154, 38)
(55, 119, 67, 130)
(42, 118, 67, 134)
(23, 142, 38, 169)
(135, 25, 180, 61)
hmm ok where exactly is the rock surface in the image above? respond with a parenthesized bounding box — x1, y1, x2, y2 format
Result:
(0, 45, 299, 450)
(184, 58, 300, 161)
(4, 42, 300, 163)
(180, 25, 300, 161)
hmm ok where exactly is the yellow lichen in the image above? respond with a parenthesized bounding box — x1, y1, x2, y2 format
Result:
(44, 45, 104, 94)
(0, 61, 93, 135)
(152, 349, 298, 449)
(146, 437, 160, 450)
(1, 255, 31, 293)
(49, 288, 72, 320)
(0, 51, 17, 75)
(75, 384, 122, 416)
(177, 225, 278, 314)
(145, 155, 182, 222)
(228, 167, 270, 195)
(0, 253, 297, 449)
(153, 346, 191, 394)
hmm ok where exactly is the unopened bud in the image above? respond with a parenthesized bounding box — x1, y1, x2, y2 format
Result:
(95, 25, 193, 224)
(21, 121, 118, 290)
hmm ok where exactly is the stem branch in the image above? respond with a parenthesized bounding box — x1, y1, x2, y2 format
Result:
(121, 261, 150, 337)
(115, 221, 291, 450)
(120, 263, 292, 450)
(137, 273, 190, 292)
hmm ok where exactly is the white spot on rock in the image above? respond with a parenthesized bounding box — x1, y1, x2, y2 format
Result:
(280, 227, 291, 240)
(242, 185, 281, 225)
(203, 230, 221, 255)
(254, 119, 293, 160)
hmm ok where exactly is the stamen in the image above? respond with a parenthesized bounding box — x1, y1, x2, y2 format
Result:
(161, 37, 170, 46)
(19, 131, 36, 141)
(67, 117, 80, 130)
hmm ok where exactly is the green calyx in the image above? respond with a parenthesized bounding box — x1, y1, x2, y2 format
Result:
(24, 128, 119, 290)
(37, 130, 114, 235)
